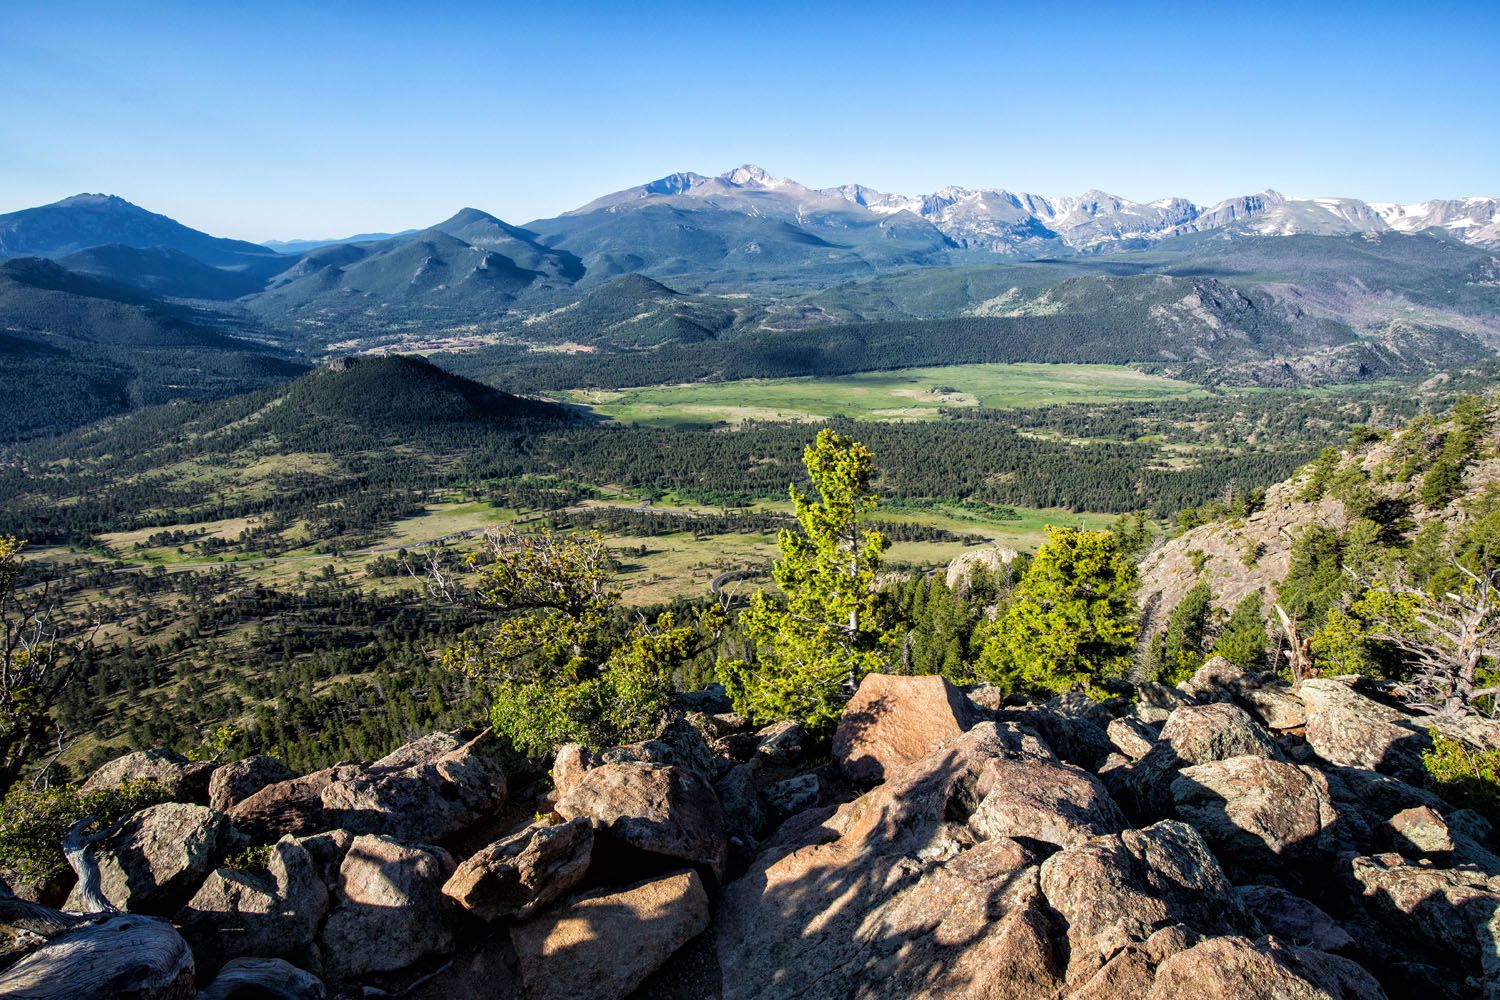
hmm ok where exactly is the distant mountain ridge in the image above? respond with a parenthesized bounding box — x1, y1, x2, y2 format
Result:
(558, 165, 1500, 254)
(261, 230, 419, 254)
(0, 194, 285, 265)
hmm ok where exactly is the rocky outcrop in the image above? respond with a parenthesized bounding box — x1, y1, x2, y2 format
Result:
(318, 732, 508, 843)
(317, 834, 456, 981)
(19, 668, 1496, 1000)
(81, 748, 213, 804)
(442, 817, 593, 921)
(510, 870, 710, 1000)
(208, 754, 296, 813)
(65, 803, 231, 915)
(555, 761, 728, 879)
(1300, 678, 1431, 781)
(832, 673, 982, 783)
(1172, 755, 1340, 877)
(175, 836, 328, 975)
(1038, 820, 1251, 983)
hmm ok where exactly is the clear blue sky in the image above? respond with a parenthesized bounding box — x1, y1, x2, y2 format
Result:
(3, 1, 1496, 243)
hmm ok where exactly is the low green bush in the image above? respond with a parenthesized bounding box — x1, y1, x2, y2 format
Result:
(0, 779, 169, 885)
(1422, 732, 1500, 824)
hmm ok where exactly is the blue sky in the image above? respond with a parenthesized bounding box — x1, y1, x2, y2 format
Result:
(3, 1, 1497, 242)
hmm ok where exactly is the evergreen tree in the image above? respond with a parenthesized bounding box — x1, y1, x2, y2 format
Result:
(719, 430, 895, 733)
(1276, 525, 1353, 630)
(435, 527, 723, 756)
(1149, 580, 1218, 683)
(1212, 593, 1269, 671)
(976, 527, 1137, 698)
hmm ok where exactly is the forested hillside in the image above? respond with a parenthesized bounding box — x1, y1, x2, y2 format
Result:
(0, 258, 308, 439)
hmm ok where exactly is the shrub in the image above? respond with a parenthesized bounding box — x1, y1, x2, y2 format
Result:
(0, 779, 169, 885)
(224, 843, 274, 873)
(1422, 733, 1500, 825)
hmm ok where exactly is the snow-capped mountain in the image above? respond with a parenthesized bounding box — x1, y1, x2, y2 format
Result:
(562, 166, 1500, 253)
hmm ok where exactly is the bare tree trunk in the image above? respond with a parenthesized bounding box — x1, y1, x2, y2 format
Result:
(62, 817, 119, 915)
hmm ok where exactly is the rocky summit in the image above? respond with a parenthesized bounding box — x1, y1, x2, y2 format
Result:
(6, 668, 1500, 1000)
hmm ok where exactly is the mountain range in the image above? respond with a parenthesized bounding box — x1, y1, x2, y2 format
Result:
(0, 170, 1498, 440)
(542, 164, 1500, 255)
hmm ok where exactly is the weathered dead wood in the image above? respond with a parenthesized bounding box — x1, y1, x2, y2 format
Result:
(196, 956, 326, 1000)
(62, 814, 122, 915)
(0, 888, 82, 941)
(0, 913, 194, 999)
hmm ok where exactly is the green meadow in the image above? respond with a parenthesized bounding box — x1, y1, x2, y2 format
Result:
(561, 363, 1207, 426)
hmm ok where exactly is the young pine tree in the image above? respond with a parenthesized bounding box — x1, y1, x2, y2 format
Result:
(1148, 580, 1219, 684)
(976, 527, 1137, 698)
(719, 430, 895, 733)
(1212, 592, 1270, 671)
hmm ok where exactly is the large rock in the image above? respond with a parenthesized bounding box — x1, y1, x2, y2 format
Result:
(832, 673, 982, 783)
(67, 803, 230, 915)
(208, 755, 297, 813)
(226, 765, 360, 842)
(1235, 676, 1307, 731)
(756, 719, 809, 765)
(1159, 702, 1282, 766)
(714, 761, 766, 842)
(1234, 885, 1354, 954)
(1172, 755, 1340, 875)
(555, 762, 728, 879)
(597, 717, 715, 786)
(1299, 678, 1430, 781)
(967, 753, 1126, 849)
(175, 836, 328, 975)
(442, 817, 592, 921)
(510, 870, 709, 1000)
(1349, 852, 1500, 990)
(1107, 716, 1157, 761)
(373, 732, 466, 769)
(1109, 703, 1282, 820)
(318, 732, 508, 843)
(552, 743, 594, 799)
(1061, 924, 1199, 1000)
(317, 834, 456, 981)
(1387, 805, 1456, 856)
(1135, 681, 1194, 724)
(1004, 693, 1115, 769)
(1146, 935, 1386, 999)
(1179, 655, 1245, 701)
(82, 748, 213, 804)
(1038, 820, 1251, 983)
(715, 723, 1068, 1000)
(763, 773, 820, 819)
